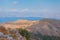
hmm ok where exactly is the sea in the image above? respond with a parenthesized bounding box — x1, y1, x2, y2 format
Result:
(0, 17, 42, 23)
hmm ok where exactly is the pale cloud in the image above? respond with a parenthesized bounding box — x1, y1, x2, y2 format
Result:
(0, 8, 1, 12)
(0, 8, 60, 13)
(0, 8, 30, 12)
(10, 8, 30, 12)
(12, 1, 18, 5)
(0, 8, 60, 19)
(21, 8, 29, 12)
(11, 9, 18, 12)
(0, 7, 60, 14)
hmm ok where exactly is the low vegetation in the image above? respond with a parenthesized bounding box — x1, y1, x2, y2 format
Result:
(19, 28, 30, 40)
(37, 32, 60, 40)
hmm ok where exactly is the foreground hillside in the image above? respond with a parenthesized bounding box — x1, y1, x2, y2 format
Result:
(0, 26, 24, 40)
(0, 20, 38, 40)
(0, 19, 60, 40)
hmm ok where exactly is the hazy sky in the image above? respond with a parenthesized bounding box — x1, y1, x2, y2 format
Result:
(0, 0, 60, 19)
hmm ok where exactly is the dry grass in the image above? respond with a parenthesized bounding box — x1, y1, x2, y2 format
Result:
(0, 26, 8, 34)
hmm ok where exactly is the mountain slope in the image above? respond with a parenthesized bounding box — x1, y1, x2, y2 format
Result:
(25, 19, 60, 40)
(26, 19, 60, 36)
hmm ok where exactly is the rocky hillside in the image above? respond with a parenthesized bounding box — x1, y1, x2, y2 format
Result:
(0, 20, 38, 40)
(26, 19, 60, 40)
(0, 19, 60, 40)
(0, 26, 24, 40)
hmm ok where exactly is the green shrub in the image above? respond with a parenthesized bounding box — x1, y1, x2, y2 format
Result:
(19, 28, 30, 40)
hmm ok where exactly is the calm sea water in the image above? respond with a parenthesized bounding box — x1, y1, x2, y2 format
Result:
(0, 17, 42, 23)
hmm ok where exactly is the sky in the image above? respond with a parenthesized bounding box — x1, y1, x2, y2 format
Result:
(0, 0, 60, 19)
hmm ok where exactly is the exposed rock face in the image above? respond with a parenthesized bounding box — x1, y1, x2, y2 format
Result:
(0, 26, 24, 40)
